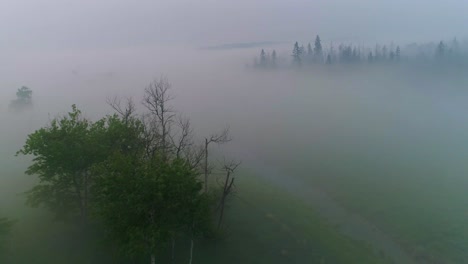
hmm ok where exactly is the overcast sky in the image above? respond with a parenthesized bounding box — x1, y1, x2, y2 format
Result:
(1, 0, 468, 51)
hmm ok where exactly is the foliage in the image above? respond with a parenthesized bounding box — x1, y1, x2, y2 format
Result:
(10, 86, 33, 111)
(254, 35, 468, 68)
(17, 78, 229, 262)
(93, 154, 213, 258)
(16, 86, 32, 102)
(16, 105, 143, 223)
(0, 217, 15, 253)
(292, 41, 303, 66)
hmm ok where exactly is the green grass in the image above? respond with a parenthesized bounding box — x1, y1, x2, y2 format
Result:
(0, 170, 387, 264)
(191, 173, 388, 264)
(283, 152, 468, 264)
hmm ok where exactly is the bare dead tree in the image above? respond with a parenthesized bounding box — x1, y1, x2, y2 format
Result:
(217, 159, 241, 230)
(142, 77, 175, 159)
(105, 77, 240, 261)
(170, 115, 193, 159)
(106, 96, 137, 123)
(204, 128, 231, 193)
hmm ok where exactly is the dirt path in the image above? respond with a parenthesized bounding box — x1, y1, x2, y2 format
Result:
(228, 147, 415, 264)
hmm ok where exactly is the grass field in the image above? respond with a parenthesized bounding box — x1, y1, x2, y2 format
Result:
(191, 174, 388, 264)
(308, 171, 468, 264)
(0, 170, 387, 263)
(270, 147, 468, 264)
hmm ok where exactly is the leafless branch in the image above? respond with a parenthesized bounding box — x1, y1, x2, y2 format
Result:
(221, 159, 241, 174)
(107, 96, 136, 123)
(142, 77, 176, 158)
(217, 159, 241, 229)
(207, 127, 232, 145)
(173, 115, 194, 159)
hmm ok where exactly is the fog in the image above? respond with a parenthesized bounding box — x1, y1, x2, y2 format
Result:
(2, 0, 468, 50)
(2, 0, 468, 263)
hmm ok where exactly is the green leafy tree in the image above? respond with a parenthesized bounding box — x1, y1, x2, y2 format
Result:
(10, 86, 33, 111)
(16, 105, 142, 225)
(16, 86, 32, 102)
(99, 79, 224, 263)
(93, 154, 213, 264)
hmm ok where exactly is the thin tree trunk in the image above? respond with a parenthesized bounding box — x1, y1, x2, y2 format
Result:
(218, 167, 236, 230)
(171, 237, 175, 264)
(151, 254, 156, 264)
(204, 139, 208, 193)
(217, 171, 231, 230)
(217, 195, 226, 230)
(83, 172, 88, 226)
(189, 238, 194, 264)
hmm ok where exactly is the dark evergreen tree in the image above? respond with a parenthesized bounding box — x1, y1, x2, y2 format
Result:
(292, 41, 303, 66)
(271, 50, 277, 67)
(396, 46, 401, 60)
(314, 35, 323, 62)
(436, 41, 446, 59)
(340, 45, 353, 63)
(260, 49, 267, 67)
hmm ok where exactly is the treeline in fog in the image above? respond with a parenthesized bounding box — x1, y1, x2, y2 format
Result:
(253, 35, 468, 68)
(1, 78, 240, 264)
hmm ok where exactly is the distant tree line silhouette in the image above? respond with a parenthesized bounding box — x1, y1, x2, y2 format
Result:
(253, 35, 468, 68)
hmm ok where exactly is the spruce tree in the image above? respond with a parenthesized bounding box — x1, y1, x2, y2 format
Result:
(307, 43, 313, 56)
(260, 49, 267, 67)
(396, 46, 401, 60)
(271, 50, 277, 67)
(314, 35, 323, 62)
(292, 41, 302, 66)
(436, 41, 446, 59)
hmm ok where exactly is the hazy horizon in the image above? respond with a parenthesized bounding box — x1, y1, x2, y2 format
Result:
(1, 0, 468, 52)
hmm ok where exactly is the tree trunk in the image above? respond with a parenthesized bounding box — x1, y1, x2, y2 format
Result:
(204, 139, 209, 193)
(171, 237, 175, 264)
(82, 172, 88, 226)
(217, 194, 226, 230)
(189, 238, 194, 264)
(151, 254, 156, 264)
(218, 170, 235, 230)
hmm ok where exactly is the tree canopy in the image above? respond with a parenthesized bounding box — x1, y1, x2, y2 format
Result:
(17, 78, 229, 263)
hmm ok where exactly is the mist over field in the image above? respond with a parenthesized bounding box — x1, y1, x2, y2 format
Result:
(2, 0, 468, 263)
